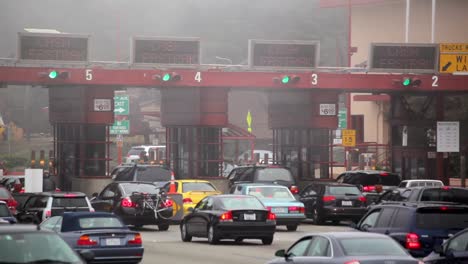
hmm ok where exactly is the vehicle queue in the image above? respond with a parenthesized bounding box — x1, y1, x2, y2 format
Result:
(1, 163, 468, 264)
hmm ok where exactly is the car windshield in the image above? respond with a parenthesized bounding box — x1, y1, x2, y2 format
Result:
(420, 188, 468, 204)
(0, 204, 11, 217)
(219, 196, 265, 210)
(326, 186, 361, 196)
(339, 237, 408, 256)
(52, 197, 88, 207)
(182, 182, 216, 192)
(0, 232, 82, 263)
(247, 186, 294, 200)
(78, 216, 125, 229)
(122, 183, 158, 195)
(255, 168, 293, 182)
(416, 208, 468, 229)
(0, 187, 10, 198)
(128, 148, 145, 155)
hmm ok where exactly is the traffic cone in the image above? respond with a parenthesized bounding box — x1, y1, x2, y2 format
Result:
(168, 171, 177, 194)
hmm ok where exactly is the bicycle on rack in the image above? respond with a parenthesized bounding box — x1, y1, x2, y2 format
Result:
(130, 189, 174, 221)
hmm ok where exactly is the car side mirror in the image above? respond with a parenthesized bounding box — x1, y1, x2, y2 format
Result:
(434, 245, 444, 255)
(275, 249, 286, 257)
(92, 192, 98, 198)
(78, 249, 95, 262)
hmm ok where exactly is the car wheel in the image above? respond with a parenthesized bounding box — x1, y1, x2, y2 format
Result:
(262, 236, 273, 245)
(180, 223, 192, 242)
(312, 209, 323, 225)
(158, 224, 170, 231)
(207, 225, 219, 245)
(286, 224, 298, 231)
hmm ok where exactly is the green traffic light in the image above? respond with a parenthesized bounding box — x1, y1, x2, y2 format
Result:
(402, 78, 411, 86)
(162, 73, 171, 82)
(281, 76, 290, 84)
(49, 71, 58, 79)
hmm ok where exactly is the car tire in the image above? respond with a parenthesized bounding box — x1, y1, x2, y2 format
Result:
(262, 236, 273, 245)
(180, 223, 192, 242)
(158, 224, 170, 231)
(207, 225, 219, 245)
(286, 224, 298, 231)
(312, 209, 323, 225)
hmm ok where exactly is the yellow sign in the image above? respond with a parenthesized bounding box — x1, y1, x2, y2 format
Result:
(440, 43, 468, 53)
(439, 54, 468, 73)
(342, 129, 356, 147)
(246, 110, 252, 133)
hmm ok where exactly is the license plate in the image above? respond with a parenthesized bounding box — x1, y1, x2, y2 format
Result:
(342, 201, 353, 206)
(106, 238, 121, 246)
(271, 207, 288, 214)
(244, 213, 256, 221)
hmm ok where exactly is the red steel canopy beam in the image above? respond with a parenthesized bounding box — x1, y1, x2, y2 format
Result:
(1, 66, 468, 92)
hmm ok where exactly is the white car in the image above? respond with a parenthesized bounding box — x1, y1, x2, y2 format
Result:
(398, 179, 444, 188)
(125, 145, 166, 163)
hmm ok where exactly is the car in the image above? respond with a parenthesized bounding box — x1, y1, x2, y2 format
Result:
(398, 179, 444, 188)
(336, 170, 401, 204)
(227, 164, 299, 195)
(160, 179, 222, 215)
(0, 224, 92, 263)
(231, 183, 305, 231)
(91, 181, 172, 230)
(299, 182, 367, 224)
(354, 202, 468, 258)
(376, 186, 468, 205)
(112, 163, 173, 184)
(179, 194, 276, 245)
(40, 212, 144, 264)
(423, 227, 468, 263)
(125, 145, 166, 164)
(0, 186, 18, 215)
(0, 175, 25, 193)
(16, 192, 94, 224)
(267, 232, 423, 264)
(0, 200, 17, 223)
(12, 192, 35, 212)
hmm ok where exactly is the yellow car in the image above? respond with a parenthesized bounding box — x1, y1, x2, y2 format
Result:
(164, 180, 221, 215)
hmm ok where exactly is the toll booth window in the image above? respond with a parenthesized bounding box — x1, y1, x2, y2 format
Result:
(84, 125, 106, 176)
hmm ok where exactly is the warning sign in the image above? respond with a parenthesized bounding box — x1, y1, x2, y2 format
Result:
(342, 129, 356, 147)
(439, 54, 468, 73)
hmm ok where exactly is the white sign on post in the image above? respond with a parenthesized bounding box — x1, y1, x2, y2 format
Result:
(94, 99, 112, 112)
(25, 169, 43, 192)
(319, 104, 336, 116)
(437, 121, 459, 152)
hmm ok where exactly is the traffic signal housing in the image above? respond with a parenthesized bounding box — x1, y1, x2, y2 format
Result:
(154, 72, 181, 82)
(399, 77, 421, 87)
(273, 75, 300, 84)
(38, 70, 70, 79)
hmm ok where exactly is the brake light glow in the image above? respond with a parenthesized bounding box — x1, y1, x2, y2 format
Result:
(290, 185, 299, 194)
(288, 206, 305, 213)
(7, 199, 17, 208)
(267, 211, 276, 221)
(163, 199, 173, 207)
(45, 210, 52, 218)
(121, 197, 136, 208)
(440, 206, 448, 211)
(363, 185, 376, 192)
(380, 172, 389, 176)
(358, 196, 366, 203)
(220, 211, 233, 222)
(442, 186, 450, 190)
(344, 261, 360, 264)
(77, 235, 98, 246)
(406, 233, 421, 250)
(183, 198, 193, 204)
(64, 194, 77, 197)
(128, 233, 142, 245)
(322, 196, 336, 202)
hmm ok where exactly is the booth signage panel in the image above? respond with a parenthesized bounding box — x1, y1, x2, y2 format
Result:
(132, 37, 200, 65)
(248, 40, 319, 68)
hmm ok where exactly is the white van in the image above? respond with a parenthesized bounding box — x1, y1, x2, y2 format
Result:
(398, 179, 444, 188)
(125, 145, 166, 164)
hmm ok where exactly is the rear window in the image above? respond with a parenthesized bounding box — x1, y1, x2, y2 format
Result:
(379, 173, 401, 186)
(247, 186, 294, 200)
(255, 168, 293, 182)
(136, 167, 171, 182)
(326, 186, 361, 196)
(128, 148, 145, 155)
(121, 183, 158, 195)
(78, 217, 125, 229)
(182, 182, 216, 192)
(416, 208, 468, 229)
(344, 173, 400, 186)
(339, 238, 408, 256)
(0, 188, 10, 198)
(219, 197, 265, 210)
(52, 197, 88, 208)
(420, 188, 468, 204)
(0, 204, 11, 217)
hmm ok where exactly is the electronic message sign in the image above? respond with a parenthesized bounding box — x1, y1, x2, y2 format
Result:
(132, 37, 200, 65)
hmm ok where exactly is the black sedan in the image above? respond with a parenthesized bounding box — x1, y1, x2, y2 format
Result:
(40, 212, 144, 264)
(267, 232, 423, 264)
(423, 228, 468, 263)
(180, 194, 276, 245)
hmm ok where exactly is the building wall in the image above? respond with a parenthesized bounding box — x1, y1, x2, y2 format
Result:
(351, 0, 468, 144)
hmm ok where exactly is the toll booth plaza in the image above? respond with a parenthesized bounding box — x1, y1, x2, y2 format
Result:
(1, 32, 468, 193)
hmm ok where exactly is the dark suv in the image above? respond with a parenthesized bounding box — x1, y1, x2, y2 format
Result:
(355, 202, 468, 258)
(227, 165, 298, 194)
(112, 164, 173, 184)
(299, 182, 367, 224)
(336, 170, 401, 204)
(376, 186, 468, 205)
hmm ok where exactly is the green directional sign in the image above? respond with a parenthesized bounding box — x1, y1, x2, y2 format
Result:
(114, 95, 129, 115)
(110, 120, 130, 135)
(338, 109, 347, 129)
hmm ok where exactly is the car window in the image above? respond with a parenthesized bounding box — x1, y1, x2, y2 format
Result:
(40, 216, 62, 230)
(326, 186, 361, 196)
(420, 188, 468, 204)
(375, 208, 396, 227)
(219, 196, 265, 210)
(360, 209, 381, 229)
(392, 208, 411, 227)
(287, 237, 312, 257)
(204, 198, 214, 210)
(446, 231, 468, 252)
(238, 170, 254, 182)
(416, 207, 468, 229)
(398, 181, 408, 188)
(339, 237, 408, 256)
(121, 183, 158, 195)
(32, 196, 49, 208)
(195, 198, 208, 210)
(135, 167, 172, 182)
(336, 174, 346, 183)
(0, 203, 11, 217)
(78, 216, 125, 229)
(379, 173, 401, 186)
(410, 182, 419, 187)
(247, 186, 294, 200)
(300, 185, 318, 197)
(0, 188, 10, 198)
(101, 184, 116, 198)
(306, 236, 331, 257)
(128, 147, 145, 155)
(182, 182, 216, 192)
(254, 168, 293, 182)
(52, 197, 88, 207)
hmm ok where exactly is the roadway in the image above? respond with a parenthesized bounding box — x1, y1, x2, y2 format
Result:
(138, 221, 353, 264)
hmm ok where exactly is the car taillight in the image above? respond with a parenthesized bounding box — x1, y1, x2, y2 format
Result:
(322, 196, 336, 202)
(121, 197, 136, 208)
(64, 194, 77, 197)
(344, 261, 360, 264)
(163, 199, 173, 207)
(183, 198, 193, 204)
(358, 196, 366, 203)
(128, 233, 142, 245)
(442, 186, 450, 190)
(267, 212, 276, 221)
(380, 172, 389, 176)
(406, 233, 421, 250)
(290, 185, 299, 194)
(19, 188, 25, 193)
(77, 235, 98, 246)
(363, 185, 376, 192)
(220, 211, 233, 222)
(288, 206, 305, 213)
(45, 210, 52, 218)
(90, 208, 95, 212)
(7, 199, 17, 208)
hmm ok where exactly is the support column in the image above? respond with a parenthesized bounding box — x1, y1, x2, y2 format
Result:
(436, 93, 446, 184)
